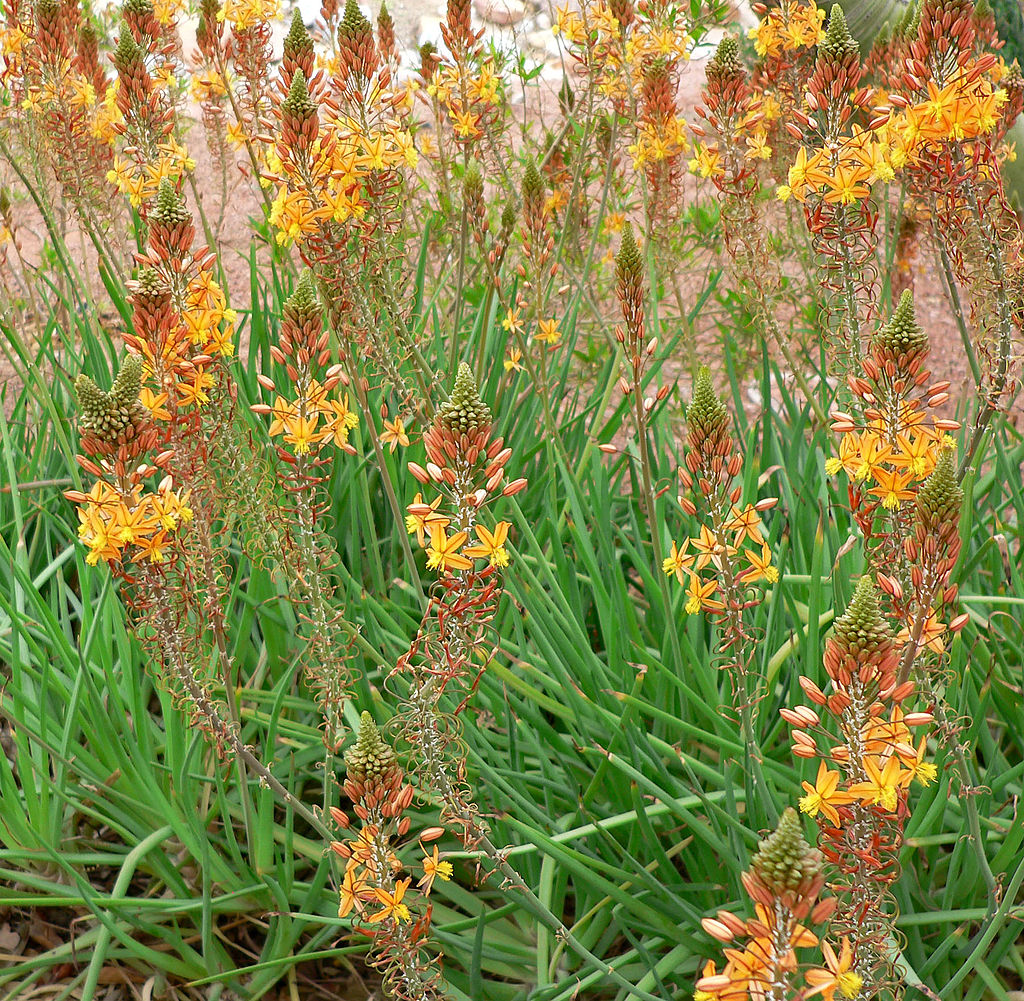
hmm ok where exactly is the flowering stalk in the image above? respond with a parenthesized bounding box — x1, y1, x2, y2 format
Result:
(331, 713, 451, 1000)
(822, 292, 998, 918)
(251, 270, 362, 748)
(398, 363, 523, 838)
(499, 157, 565, 422)
(825, 291, 960, 585)
(666, 368, 778, 748)
(783, 574, 939, 991)
(692, 35, 826, 418)
(107, 0, 195, 210)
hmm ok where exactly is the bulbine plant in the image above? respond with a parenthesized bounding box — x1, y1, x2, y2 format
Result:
(1, 0, 1021, 997)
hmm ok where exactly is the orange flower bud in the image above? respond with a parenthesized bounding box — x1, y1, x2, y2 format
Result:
(780, 708, 808, 727)
(701, 917, 735, 942)
(904, 712, 935, 726)
(799, 676, 828, 705)
(890, 680, 916, 702)
(811, 896, 837, 923)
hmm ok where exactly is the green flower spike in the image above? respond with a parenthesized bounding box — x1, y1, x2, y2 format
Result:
(615, 224, 643, 286)
(708, 35, 742, 78)
(687, 366, 730, 455)
(152, 178, 190, 227)
(344, 712, 397, 784)
(874, 289, 928, 358)
(75, 355, 149, 443)
(751, 807, 821, 895)
(916, 446, 962, 531)
(832, 574, 893, 656)
(818, 4, 859, 61)
(437, 362, 492, 436)
(282, 69, 317, 119)
(284, 8, 313, 60)
(283, 270, 320, 327)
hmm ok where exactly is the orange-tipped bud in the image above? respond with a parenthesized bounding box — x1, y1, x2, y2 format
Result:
(701, 917, 735, 942)
(889, 680, 916, 702)
(904, 712, 935, 726)
(811, 896, 837, 923)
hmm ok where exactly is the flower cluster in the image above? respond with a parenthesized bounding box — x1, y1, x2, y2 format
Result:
(217, 0, 278, 156)
(253, 270, 359, 462)
(67, 355, 192, 566)
(394, 365, 525, 839)
(555, 0, 690, 106)
(124, 179, 236, 413)
(555, 0, 693, 215)
(1, 0, 120, 212)
(262, 4, 416, 253)
(781, 574, 938, 989)
(775, 7, 1013, 208)
(751, 0, 1023, 375)
(261, 6, 425, 400)
(407, 363, 524, 577)
(690, 36, 766, 186)
(751, 0, 825, 59)
(66, 177, 232, 568)
(697, 808, 863, 1000)
(331, 712, 452, 1001)
(665, 369, 777, 621)
(105, 0, 195, 208)
(414, 0, 504, 146)
(825, 291, 961, 592)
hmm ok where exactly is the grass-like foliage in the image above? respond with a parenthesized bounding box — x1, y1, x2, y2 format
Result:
(1, 0, 1023, 998)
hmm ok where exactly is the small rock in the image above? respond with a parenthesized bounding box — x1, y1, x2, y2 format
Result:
(526, 28, 560, 59)
(474, 0, 528, 26)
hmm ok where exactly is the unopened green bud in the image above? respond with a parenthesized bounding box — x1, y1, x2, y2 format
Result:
(874, 289, 927, 357)
(284, 8, 313, 59)
(687, 366, 729, 447)
(282, 69, 317, 119)
(833, 575, 893, 655)
(751, 808, 821, 894)
(709, 35, 742, 77)
(284, 270, 320, 326)
(344, 712, 397, 783)
(152, 178, 189, 227)
(916, 447, 962, 528)
(615, 224, 643, 287)
(113, 27, 143, 69)
(437, 362, 492, 436)
(818, 5, 859, 61)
